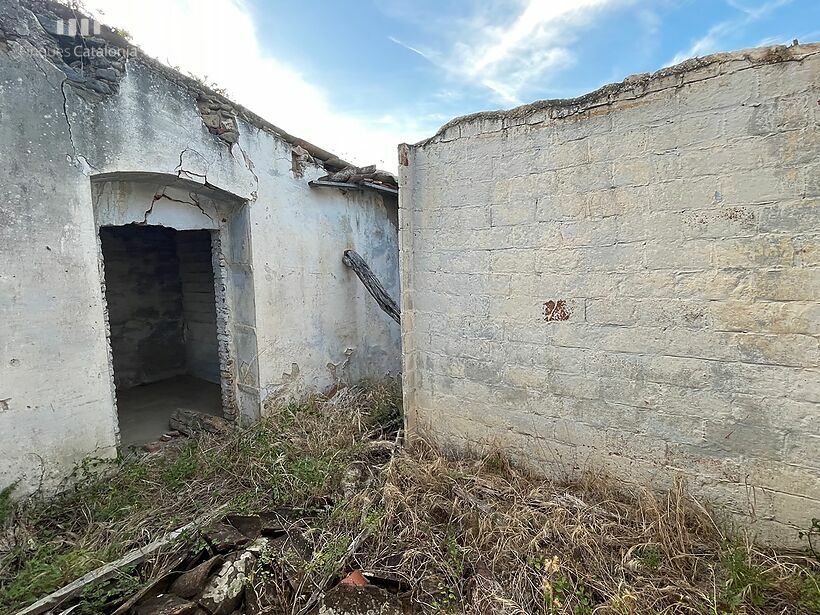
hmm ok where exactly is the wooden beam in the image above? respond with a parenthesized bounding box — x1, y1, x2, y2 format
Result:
(309, 180, 398, 195)
(16, 505, 227, 615)
(342, 250, 400, 324)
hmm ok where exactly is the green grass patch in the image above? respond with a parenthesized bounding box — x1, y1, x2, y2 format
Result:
(720, 544, 773, 610)
(0, 483, 16, 526)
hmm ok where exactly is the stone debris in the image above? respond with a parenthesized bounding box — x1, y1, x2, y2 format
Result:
(201, 522, 251, 553)
(96, 512, 415, 615)
(170, 556, 225, 599)
(339, 569, 369, 587)
(142, 429, 185, 453)
(133, 594, 198, 615)
(318, 584, 405, 615)
(169, 409, 231, 437)
(142, 441, 163, 454)
(317, 165, 398, 190)
(198, 551, 254, 615)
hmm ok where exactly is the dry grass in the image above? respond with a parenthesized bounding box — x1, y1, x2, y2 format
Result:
(358, 445, 819, 614)
(0, 383, 817, 614)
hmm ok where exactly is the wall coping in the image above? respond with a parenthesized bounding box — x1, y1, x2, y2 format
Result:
(409, 42, 820, 149)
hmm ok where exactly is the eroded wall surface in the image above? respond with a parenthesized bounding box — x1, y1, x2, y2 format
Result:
(0, 0, 400, 493)
(399, 44, 819, 544)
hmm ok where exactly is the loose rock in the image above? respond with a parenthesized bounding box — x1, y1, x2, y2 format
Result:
(169, 409, 230, 436)
(134, 593, 198, 615)
(202, 522, 252, 553)
(198, 552, 254, 615)
(170, 555, 224, 599)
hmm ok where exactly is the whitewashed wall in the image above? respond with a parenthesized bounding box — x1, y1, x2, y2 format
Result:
(0, 1, 400, 493)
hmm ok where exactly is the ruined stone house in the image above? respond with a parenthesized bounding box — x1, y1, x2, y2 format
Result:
(0, 0, 818, 547)
(0, 0, 401, 492)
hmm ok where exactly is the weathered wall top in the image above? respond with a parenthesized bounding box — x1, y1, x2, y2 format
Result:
(409, 42, 820, 149)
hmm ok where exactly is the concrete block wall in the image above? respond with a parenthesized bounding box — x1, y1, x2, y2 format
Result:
(100, 226, 186, 389)
(177, 231, 220, 385)
(398, 44, 820, 544)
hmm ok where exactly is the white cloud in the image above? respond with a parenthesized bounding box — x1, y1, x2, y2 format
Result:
(387, 36, 429, 60)
(668, 0, 792, 65)
(391, 0, 627, 105)
(86, 0, 426, 170)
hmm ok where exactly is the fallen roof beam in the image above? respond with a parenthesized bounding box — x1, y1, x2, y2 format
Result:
(342, 250, 400, 324)
(309, 180, 399, 195)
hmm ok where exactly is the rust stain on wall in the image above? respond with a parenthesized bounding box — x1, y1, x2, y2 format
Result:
(543, 299, 571, 322)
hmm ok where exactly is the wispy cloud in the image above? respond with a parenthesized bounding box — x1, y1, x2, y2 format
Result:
(388, 35, 430, 60)
(668, 0, 792, 65)
(86, 0, 430, 170)
(390, 0, 629, 105)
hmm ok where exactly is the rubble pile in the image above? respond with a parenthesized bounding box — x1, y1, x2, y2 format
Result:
(109, 510, 413, 615)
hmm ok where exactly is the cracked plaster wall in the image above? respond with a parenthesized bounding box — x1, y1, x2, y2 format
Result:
(0, 0, 401, 493)
(399, 44, 819, 546)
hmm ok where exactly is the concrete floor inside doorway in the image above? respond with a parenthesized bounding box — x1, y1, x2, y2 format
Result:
(116, 375, 223, 447)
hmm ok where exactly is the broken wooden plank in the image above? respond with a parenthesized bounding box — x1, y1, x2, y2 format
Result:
(309, 179, 399, 195)
(342, 250, 400, 324)
(17, 505, 228, 615)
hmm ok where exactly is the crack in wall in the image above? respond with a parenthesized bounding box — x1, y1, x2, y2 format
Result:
(175, 147, 214, 185)
(143, 188, 215, 224)
(187, 192, 215, 223)
(60, 79, 77, 156)
(140, 190, 159, 224)
(237, 143, 259, 202)
(59, 78, 99, 174)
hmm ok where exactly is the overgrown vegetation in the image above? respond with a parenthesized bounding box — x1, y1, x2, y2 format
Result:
(0, 383, 817, 614)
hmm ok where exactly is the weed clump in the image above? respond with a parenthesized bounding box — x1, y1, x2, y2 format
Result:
(358, 443, 819, 614)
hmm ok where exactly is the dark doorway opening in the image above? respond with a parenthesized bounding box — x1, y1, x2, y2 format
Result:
(99, 225, 222, 447)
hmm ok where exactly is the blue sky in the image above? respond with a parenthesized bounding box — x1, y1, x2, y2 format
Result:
(89, 0, 818, 170)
